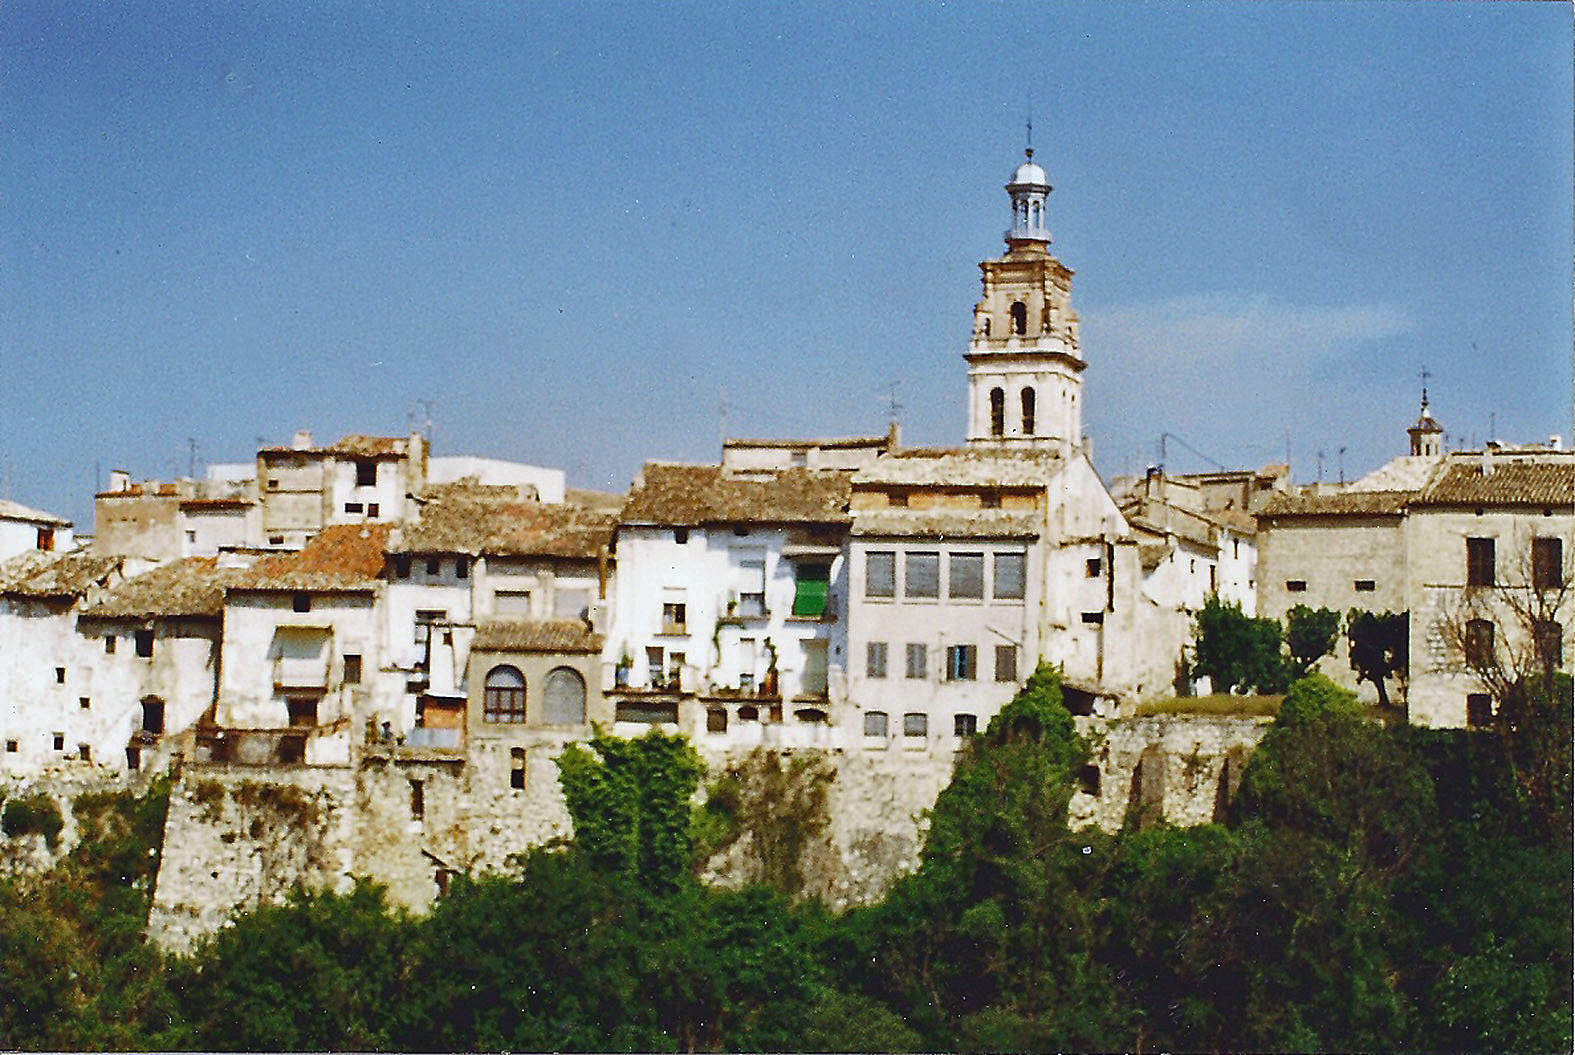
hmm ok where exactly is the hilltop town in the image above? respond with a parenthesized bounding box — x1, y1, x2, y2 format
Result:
(2, 151, 1570, 947)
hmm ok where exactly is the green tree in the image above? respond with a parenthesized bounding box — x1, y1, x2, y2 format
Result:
(175, 881, 414, 1051)
(1284, 604, 1341, 679)
(1346, 608, 1408, 708)
(1191, 594, 1286, 694)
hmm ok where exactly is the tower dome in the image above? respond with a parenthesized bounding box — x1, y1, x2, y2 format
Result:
(1005, 148, 1051, 246)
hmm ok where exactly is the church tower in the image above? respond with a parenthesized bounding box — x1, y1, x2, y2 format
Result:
(965, 145, 1084, 450)
(1407, 388, 1443, 457)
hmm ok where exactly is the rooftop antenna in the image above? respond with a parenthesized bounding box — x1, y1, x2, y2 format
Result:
(1316, 448, 1325, 484)
(886, 380, 903, 431)
(719, 387, 729, 448)
(410, 399, 437, 445)
(1338, 446, 1347, 485)
(188, 437, 199, 480)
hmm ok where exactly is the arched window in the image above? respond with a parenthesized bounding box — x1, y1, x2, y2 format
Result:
(542, 667, 587, 724)
(989, 387, 1005, 437)
(483, 665, 527, 723)
(1010, 301, 1027, 336)
(1020, 387, 1036, 435)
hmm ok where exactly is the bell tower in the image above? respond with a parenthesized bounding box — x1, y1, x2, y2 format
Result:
(965, 143, 1084, 451)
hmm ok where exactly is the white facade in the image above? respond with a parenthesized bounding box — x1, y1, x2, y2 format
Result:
(428, 456, 566, 503)
(0, 500, 73, 559)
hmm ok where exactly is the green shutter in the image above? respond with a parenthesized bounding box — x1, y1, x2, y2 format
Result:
(792, 564, 831, 617)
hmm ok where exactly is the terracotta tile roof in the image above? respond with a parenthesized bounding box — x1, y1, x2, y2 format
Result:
(853, 447, 1066, 488)
(399, 485, 614, 558)
(81, 557, 240, 619)
(1255, 490, 1414, 519)
(0, 499, 70, 527)
(0, 551, 122, 599)
(329, 434, 406, 458)
(1414, 459, 1575, 507)
(234, 523, 391, 592)
(472, 618, 603, 654)
(621, 463, 852, 526)
(850, 509, 1041, 539)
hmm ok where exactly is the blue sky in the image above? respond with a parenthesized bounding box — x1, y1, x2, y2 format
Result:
(2, 2, 1570, 527)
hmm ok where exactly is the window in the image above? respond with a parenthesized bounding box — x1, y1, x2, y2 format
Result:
(946, 645, 977, 681)
(674, 528, 689, 544)
(426, 558, 441, 576)
(1354, 580, 1376, 592)
(367, 503, 379, 518)
(1285, 580, 1307, 593)
(706, 708, 728, 734)
(1020, 387, 1036, 435)
(995, 644, 1018, 682)
(409, 779, 424, 819)
(141, 697, 165, 735)
(792, 563, 831, 617)
(1085, 558, 1102, 578)
(4, 740, 15, 753)
(134, 630, 153, 657)
(1533, 537, 1564, 590)
(1466, 537, 1495, 587)
(949, 553, 984, 599)
(79, 697, 90, 710)
(292, 592, 311, 613)
(954, 714, 977, 737)
(542, 667, 587, 724)
(456, 558, 469, 580)
(126, 747, 141, 771)
(865, 551, 896, 598)
(1079, 764, 1102, 796)
(905, 643, 928, 680)
(344, 502, 364, 514)
(1081, 611, 1105, 625)
(414, 610, 445, 646)
(393, 555, 412, 578)
(55, 667, 66, 684)
(905, 552, 940, 598)
(510, 748, 526, 790)
(483, 665, 527, 723)
(903, 713, 929, 738)
(53, 733, 64, 751)
(888, 492, 908, 508)
(1466, 693, 1493, 728)
(1535, 620, 1564, 669)
(268, 535, 284, 546)
(980, 491, 1001, 509)
(104, 635, 116, 655)
(661, 602, 687, 635)
(36, 526, 54, 551)
(735, 554, 766, 616)
(1010, 300, 1027, 335)
(989, 387, 1005, 437)
(78, 744, 91, 762)
(993, 552, 1026, 600)
(666, 652, 686, 692)
(646, 646, 665, 687)
(286, 698, 318, 726)
(866, 641, 888, 679)
(494, 590, 532, 616)
(343, 654, 362, 684)
(1465, 619, 1494, 669)
(355, 459, 377, 487)
(864, 711, 888, 738)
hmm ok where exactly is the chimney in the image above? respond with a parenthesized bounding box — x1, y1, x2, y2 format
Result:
(292, 430, 313, 450)
(108, 469, 130, 493)
(1481, 446, 1494, 476)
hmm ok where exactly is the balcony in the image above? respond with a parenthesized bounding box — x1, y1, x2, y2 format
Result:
(273, 656, 329, 692)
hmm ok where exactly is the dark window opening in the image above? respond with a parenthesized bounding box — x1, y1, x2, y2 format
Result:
(286, 697, 318, 727)
(945, 644, 977, 681)
(344, 502, 364, 514)
(1086, 557, 1102, 578)
(355, 459, 377, 487)
(53, 732, 64, 751)
(1466, 537, 1495, 587)
(1079, 764, 1102, 797)
(292, 593, 310, 613)
(1534, 620, 1564, 669)
(1286, 580, 1307, 593)
(367, 503, 379, 518)
(5, 740, 17, 753)
(954, 713, 977, 738)
(79, 696, 90, 710)
(393, 555, 411, 578)
(989, 387, 1005, 437)
(510, 748, 526, 790)
(125, 747, 141, 771)
(104, 635, 116, 654)
(78, 744, 91, 762)
(1355, 579, 1376, 592)
(1466, 693, 1493, 728)
(141, 698, 165, 735)
(674, 528, 689, 544)
(1020, 387, 1036, 435)
(662, 602, 687, 634)
(135, 630, 154, 657)
(426, 558, 441, 576)
(615, 699, 679, 724)
(1010, 300, 1027, 335)
(36, 527, 54, 551)
(903, 712, 928, 738)
(706, 708, 728, 734)
(456, 557, 469, 580)
(343, 654, 362, 684)
(55, 667, 66, 684)
(409, 779, 425, 819)
(1533, 537, 1564, 590)
(1081, 611, 1105, 625)
(1465, 619, 1495, 669)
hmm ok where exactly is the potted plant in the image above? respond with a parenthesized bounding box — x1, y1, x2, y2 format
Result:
(761, 638, 779, 696)
(615, 646, 632, 688)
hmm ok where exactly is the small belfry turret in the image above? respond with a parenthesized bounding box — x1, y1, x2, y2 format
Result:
(966, 142, 1084, 451)
(1408, 387, 1444, 457)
